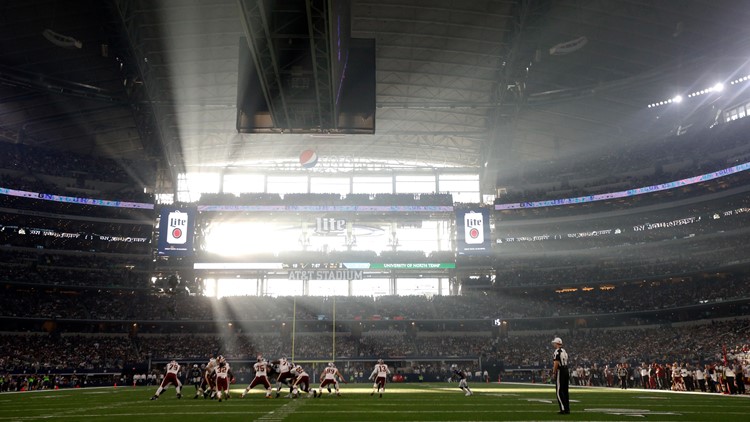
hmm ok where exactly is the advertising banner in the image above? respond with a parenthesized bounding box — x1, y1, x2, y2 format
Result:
(455, 208, 491, 255)
(158, 207, 196, 256)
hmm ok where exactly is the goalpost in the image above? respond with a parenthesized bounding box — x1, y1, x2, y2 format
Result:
(288, 295, 340, 385)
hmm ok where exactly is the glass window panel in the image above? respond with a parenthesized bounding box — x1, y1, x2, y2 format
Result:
(451, 191, 481, 203)
(267, 279, 304, 297)
(215, 278, 258, 299)
(440, 278, 450, 296)
(309, 279, 349, 296)
(352, 176, 392, 194)
(310, 177, 350, 195)
(439, 175, 479, 192)
(156, 193, 174, 205)
(397, 278, 439, 296)
(396, 220, 450, 254)
(179, 172, 220, 202)
(345, 223, 390, 253)
(267, 175, 309, 195)
(204, 278, 217, 298)
(351, 279, 390, 296)
(204, 221, 301, 255)
(224, 174, 265, 194)
(395, 175, 436, 194)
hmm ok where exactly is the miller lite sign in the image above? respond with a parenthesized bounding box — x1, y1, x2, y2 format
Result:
(464, 211, 484, 244)
(166, 211, 188, 244)
(158, 207, 196, 256)
(315, 217, 346, 234)
(456, 208, 490, 255)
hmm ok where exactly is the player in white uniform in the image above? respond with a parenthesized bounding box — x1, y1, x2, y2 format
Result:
(213, 356, 234, 402)
(273, 357, 294, 398)
(241, 356, 273, 398)
(150, 360, 183, 400)
(290, 364, 314, 398)
(671, 362, 685, 391)
(202, 357, 218, 399)
(369, 359, 391, 398)
(315, 362, 346, 397)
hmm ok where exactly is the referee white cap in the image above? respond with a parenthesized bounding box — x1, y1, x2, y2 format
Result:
(551, 337, 563, 345)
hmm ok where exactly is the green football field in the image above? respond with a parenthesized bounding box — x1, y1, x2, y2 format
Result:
(1, 383, 748, 421)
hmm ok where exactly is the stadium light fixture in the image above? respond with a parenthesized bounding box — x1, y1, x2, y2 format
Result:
(649, 78, 739, 109)
(730, 74, 750, 85)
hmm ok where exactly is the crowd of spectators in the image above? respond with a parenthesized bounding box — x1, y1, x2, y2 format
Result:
(0, 182, 154, 221)
(496, 192, 750, 252)
(494, 232, 750, 287)
(496, 319, 750, 369)
(496, 170, 750, 220)
(0, 334, 137, 373)
(497, 117, 750, 205)
(0, 142, 157, 186)
(1, 319, 747, 380)
(0, 212, 153, 254)
(3, 271, 750, 322)
(0, 249, 150, 288)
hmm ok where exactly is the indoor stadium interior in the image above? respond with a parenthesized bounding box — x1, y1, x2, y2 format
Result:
(0, 0, 749, 419)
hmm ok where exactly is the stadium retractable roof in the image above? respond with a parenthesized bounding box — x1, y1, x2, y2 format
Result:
(1, 0, 748, 191)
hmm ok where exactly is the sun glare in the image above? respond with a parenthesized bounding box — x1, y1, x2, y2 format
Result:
(204, 221, 299, 256)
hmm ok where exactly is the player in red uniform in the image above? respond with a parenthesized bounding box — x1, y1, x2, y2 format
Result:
(241, 356, 273, 399)
(150, 360, 183, 400)
(213, 356, 234, 402)
(369, 359, 391, 398)
(315, 362, 346, 397)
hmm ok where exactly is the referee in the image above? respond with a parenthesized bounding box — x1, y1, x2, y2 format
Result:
(551, 337, 570, 415)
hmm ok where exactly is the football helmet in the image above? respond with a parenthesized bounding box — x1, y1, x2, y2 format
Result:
(328, 362, 335, 367)
(377, 359, 384, 364)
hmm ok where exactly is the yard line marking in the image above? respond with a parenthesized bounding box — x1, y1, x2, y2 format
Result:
(255, 398, 306, 422)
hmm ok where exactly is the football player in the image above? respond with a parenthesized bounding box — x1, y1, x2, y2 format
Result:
(272, 357, 294, 398)
(315, 362, 346, 397)
(291, 363, 314, 398)
(241, 355, 273, 399)
(150, 360, 183, 400)
(203, 357, 218, 399)
(214, 356, 234, 402)
(451, 364, 472, 396)
(369, 359, 391, 398)
(189, 364, 203, 399)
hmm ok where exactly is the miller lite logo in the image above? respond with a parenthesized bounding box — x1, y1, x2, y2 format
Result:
(315, 217, 346, 233)
(166, 210, 188, 245)
(464, 211, 484, 244)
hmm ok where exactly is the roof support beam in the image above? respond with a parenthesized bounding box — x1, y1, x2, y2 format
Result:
(114, 0, 185, 194)
(305, 0, 335, 130)
(237, 0, 292, 129)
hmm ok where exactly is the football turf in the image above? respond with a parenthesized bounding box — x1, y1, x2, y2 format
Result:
(1, 383, 749, 421)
